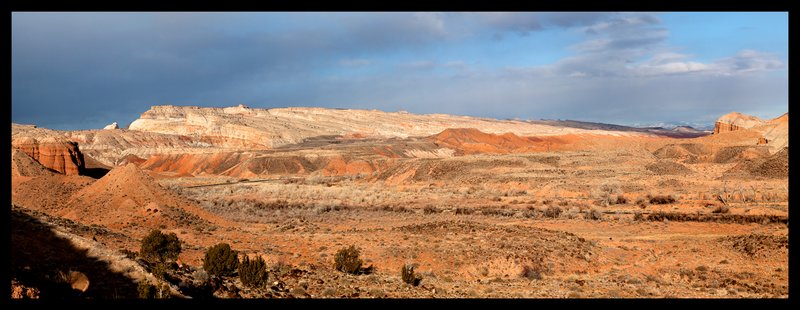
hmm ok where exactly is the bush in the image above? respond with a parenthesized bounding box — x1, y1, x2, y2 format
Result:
(648, 195, 676, 205)
(543, 205, 562, 218)
(423, 205, 439, 214)
(520, 264, 544, 280)
(138, 280, 155, 298)
(334, 245, 363, 275)
(585, 209, 603, 221)
(138, 279, 170, 299)
(204, 243, 240, 277)
(140, 230, 181, 264)
(633, 212, 644, 221)
(455, 207, 474, 215)
(636, 198, 648, 209)
(239, 255, 269, 289)
(712, 205, 730, 214)
(615, 195, 628, 204)
(401, 264, 421, 286)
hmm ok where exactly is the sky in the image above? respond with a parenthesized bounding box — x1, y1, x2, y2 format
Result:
(11, 12, 789, 130)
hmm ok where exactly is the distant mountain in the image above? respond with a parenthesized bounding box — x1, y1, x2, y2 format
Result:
(525, 119, 712, 138)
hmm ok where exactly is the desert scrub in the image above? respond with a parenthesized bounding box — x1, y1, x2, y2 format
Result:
(648, 195, 677, 205)
(520, 264, 544, 280)
(423, 205, 440, 214)
(712, 205, 730, 214)
(401, 264, 421, 286)
(203, 243, 239, 277)
(543, 205, 562, 218)
(138, 279, 170, 299)
(585, 209, 603, 221)
(334, 245, 364, 275)
(239, 255, 270, 288)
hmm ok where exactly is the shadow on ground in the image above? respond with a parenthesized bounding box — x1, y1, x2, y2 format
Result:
(11, 207, 139, 299)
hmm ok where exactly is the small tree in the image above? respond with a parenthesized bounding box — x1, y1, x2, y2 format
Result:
(239, 255, 269, 289)
(334, 245, 363, 275)
(204, 243, 239, 277)
(140, 229, 182, 265)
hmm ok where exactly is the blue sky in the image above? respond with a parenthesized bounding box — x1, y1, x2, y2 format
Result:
(12, 12, 788, 130)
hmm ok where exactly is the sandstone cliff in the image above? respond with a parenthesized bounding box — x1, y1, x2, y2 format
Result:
(713, 112, 764, 134)
(712, 112, 788, 153)
(12, 124, 84, 175)
(128, 105, 653, 150)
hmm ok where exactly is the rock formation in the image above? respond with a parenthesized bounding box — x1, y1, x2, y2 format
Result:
(712, 112, 789, 153)
(128, 105, 652, 150)
(11, 125, 85, 175)
(713, 112, 764, 134)
(103, 122, 119, 130)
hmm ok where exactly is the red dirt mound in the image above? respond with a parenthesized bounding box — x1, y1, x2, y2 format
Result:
(12, 149, 55, 177)
(63, 163, 227, 230)
(12, 175, 96, 213)
(428, 128, 544, 155)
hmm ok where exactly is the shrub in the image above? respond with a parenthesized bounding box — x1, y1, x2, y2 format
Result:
(138, 280, 170, 299)
(203, 243, 240, 277)
(455, 207, 474, 215)
(239, 255, 270, 289)
(615, 195, 628, 204)
(120, 249, 138, 260)
(138, 280, 155, 299)
(401, 264, 421, 286)
(633, 212, 644, 221)
(712, 205, 730, 214)
(520, 264, 544, 280)
(334, 245, 363, 275)
(140, 230, 181, 264)
(543, 205, 562, 218)
(423, 205, 439, 214)
(636, 198, 648, 209)
(585, 209, 603, 221)
(648, 195, 676, 205)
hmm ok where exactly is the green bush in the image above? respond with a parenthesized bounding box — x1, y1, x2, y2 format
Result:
(401, 264, 421, 286)
(204, 243, 239, 277)
(140, 229, 181, 264)
(239, 255, 269, 289)
(334, 245, 363, 275)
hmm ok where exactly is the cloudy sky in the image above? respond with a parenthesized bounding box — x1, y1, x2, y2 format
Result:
(12, 12, 788, 130)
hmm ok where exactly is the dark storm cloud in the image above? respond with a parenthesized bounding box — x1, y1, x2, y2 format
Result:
(12, 12, 787, 130)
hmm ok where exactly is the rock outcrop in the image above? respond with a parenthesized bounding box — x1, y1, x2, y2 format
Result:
(103, 122, 119, 130)
(713, 112, 764, 134)
(11, 125, 85, 175)
(711, 112, 788, 153)
(128, 105, 653, 150)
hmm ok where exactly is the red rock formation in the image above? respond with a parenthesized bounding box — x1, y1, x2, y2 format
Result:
(713, 112, 764, 134)
(713, 122, 746, 134)
(12, 137, 84, 175)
